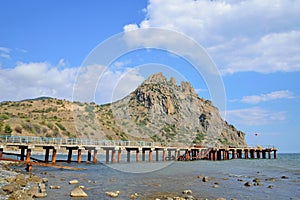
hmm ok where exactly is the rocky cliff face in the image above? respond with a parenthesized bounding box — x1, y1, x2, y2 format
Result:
(110, 73, 246, 147)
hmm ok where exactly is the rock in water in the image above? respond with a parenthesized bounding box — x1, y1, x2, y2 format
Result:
(105, 191, 120, 198)
(70, 186, 88, 197)
(69, 179, 79, 184)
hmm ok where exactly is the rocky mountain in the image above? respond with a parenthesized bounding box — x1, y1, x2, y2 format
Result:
(0, 73, 246, 147)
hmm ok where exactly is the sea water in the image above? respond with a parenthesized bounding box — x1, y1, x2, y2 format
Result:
(13, 154, 300, 199)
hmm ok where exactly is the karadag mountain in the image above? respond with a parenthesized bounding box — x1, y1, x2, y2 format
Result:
(0, 73, 246, 147)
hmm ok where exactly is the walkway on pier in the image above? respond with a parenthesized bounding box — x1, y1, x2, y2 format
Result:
(0, 135, 278, 171)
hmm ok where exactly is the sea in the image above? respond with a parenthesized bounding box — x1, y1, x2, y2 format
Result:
(8, 153, 300, 199)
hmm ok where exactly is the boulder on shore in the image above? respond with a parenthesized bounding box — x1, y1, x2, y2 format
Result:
(8, 190, 33, 200)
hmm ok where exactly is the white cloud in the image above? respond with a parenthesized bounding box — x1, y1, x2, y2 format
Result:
(218, 31, 300, 74)
(124, 0, 300, 74)
(73, 64, 144, 104)
(225, 107, 286, 126)
(0, 62, 144, 104)
(241, 90, 295, 104)
(0, 62, 78, 102)
(0, 47, 10, 59)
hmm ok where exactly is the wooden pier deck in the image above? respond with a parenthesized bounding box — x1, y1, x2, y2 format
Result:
(0, 136, 278, 171)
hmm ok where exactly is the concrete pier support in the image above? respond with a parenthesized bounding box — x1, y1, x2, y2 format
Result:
(77, 149, 82, 164)
(26, 149, 31, 163)
(156, 150, 159, 161)
(142, 150, 146, 161)
(111, 150, 116, 163)
(274, 150, 277, 159)
(52, 149, 57, 164)
(45, 148, 50, 162)
(162, 149, 166, 161)
(85, 147, 97, 163)
(66, 146, 78, 163)
(118, 149, 121, 163)
(256, 150, 261, 159)
(149, 150, 153, 162)
(250, 149, 255, 159)
(20, 146, 26, 161)
(127, 150, 131, 162)
(262, 150, 266, 159)
(244, 149, 249, 159)
(136, 150, 140, 162)
(217, 150, 222, 160)
(93, 149, 97, 163)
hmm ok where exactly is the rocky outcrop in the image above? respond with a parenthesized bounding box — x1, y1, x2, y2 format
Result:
(112, 73, 246, 147)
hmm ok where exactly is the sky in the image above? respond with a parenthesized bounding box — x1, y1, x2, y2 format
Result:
(0, 0, 299, 152)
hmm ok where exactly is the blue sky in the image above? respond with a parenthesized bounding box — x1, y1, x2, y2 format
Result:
(1, 0, 299, 152)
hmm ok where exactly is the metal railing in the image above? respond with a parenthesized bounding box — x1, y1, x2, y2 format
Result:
(0, 135, 155, 147)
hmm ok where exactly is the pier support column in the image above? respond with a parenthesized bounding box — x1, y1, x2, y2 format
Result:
(256, 150, 261, 159)
(106, 149, 110, 163)
(20, 147, 26, 161)
(273, 150, 277, 159)
(87, 150, 92, 162)
(142, 150, 146, 161)
(262, 150, 266, 159)
(268, 151, 271, 159)
(77, 149, 82, 164)
(45, 148, 50, 163)
(162, 149, 166, 161)
(0, 148, 3, 158)
(26, 149, 31, 163)
(217, 150, 222, 160)
(66, 147, 78, 163)
(118, 149, 122, 163)
(111, 150, 116, 163)
(156, 150, 159, 161)
(93, 150, 97, 164)
(231, 150, 236, 159)
(244, 150, 249, 159)
(250, 149, 255, 159)
(52, 149, 57, 164)
(67, 149, 72, 163)
(136, 150, 140, 162)
(185, 150, 190, 161)
(175, 150, 178, 160)
(149, 150, 153, 162)
(168, 150, 171, 161)
(127, 150, 131, 162)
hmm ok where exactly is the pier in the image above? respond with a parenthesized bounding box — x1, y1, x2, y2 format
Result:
(0, 136, 278, 171)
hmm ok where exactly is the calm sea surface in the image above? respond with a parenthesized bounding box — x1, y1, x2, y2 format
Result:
(15, 153, 300, 199)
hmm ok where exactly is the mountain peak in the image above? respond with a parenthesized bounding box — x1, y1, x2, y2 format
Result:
(143, 72, 168, 84)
